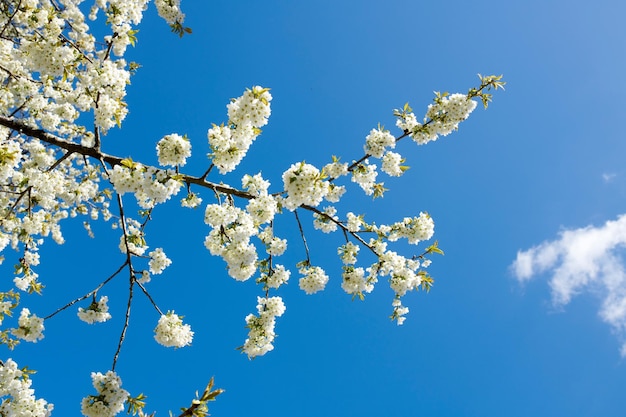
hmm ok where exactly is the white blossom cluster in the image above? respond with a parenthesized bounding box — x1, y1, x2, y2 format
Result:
(204, 203, 260, 281)
(374, 251, 423, 297)
(181, 192, 203, 208)
(155, 0, 186, 25)
(208, 87, 272, 174)
(0, 359, 53, 417)
(282, 162, 330, 210)
(242, 296, 286, 358)
(391, 298, 410, 326)
(81, 371, 129, 417)
(108, 163, 183, 209)
(345, 212, 365, 232)
(298, 265, 329, 294)
(383, 212, 435, 244)
(351, 162, 379, 195)
(313, 206, 339, 233)
(341, 266, 374, 296)
(157, 134, 192, 167)
(264, 265, 291, 289)
(0, 138, 107, 286)
(381, 151, 404, 177)
(78, 296, 112, 324)
(154, 311, 194, 348)
(148, 248, 172, 274)
(11, 308, 44, 342)
(338, 242, 360, 265)
(258, 226, 287, 257)
(396, 93, 478, 145)
(364, 127, 396, 158)
(118, 218, 147, 256)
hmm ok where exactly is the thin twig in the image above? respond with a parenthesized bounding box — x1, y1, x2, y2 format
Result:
(111, 274, 133, 371)
(134, 280, 163, 315)
(44, 260, 128, 320)
(293, 209, 310, 264)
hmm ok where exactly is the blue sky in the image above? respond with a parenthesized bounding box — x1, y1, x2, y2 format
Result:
(5, 0, 626, 416)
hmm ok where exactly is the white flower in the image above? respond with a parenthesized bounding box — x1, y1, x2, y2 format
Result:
(341, 267, 373, 295)
(387, 212, 435, 244)
(298, 265, 329, 294)
(266, 236, 287, 256)
(154, 311, 194, 348)
(282, 162, 329, 210)
(351, 162, 378, 195)
(156, 133, 191, 167)
(81, 371, 128, 417)
(381, 151, 404, 177)
(0, 359, 53, 417)
(11, 308, 44, 342)
(155, 0, 185, 24)
(181, 192, 202, 208)
(138, 270, 151, 284)
(247, 194, 278, 225)
(391, 299, 410, 326)
(78, 296, 112, 324)
(242, 172, 271, 196)
(148, 248, 172, 274)
(266, 265, 290, 289)
(364, 127, 395, 158)
(313, 206, 338, 233)
(338, 242, 360, 265)
(323, 160, 349, 179)
(346, 212, 364, 232)
(227, 86, 272, 128)
(241, 296, 285, 358)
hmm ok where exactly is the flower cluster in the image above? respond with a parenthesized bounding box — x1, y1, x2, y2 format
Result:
(351, 162, 379, 196)
(155, 0, 186, 25)
(282, 162, 329, 210)
(118, 218, 147, 256)
(208, 87, 272, 174)
(258, 226, 287, 257)
(11, 308, 44, 342)
(204, 203, 259, 281)
(181, 192, 203, 208)
(381, 151, 404, 177)
(154, 311, 194, 348)
(391, 299, 410, 325)
(341, 266, 374, 297)
(313, 206, 339, 233)
(264, 265, 291, 289)
(0, 359, 53, 417)
(364, 127, 396, 158)
(108, 162, 183, 209)
(338, 242, 360, 265)
(374, 251, 423, 297)
(241, 296, 286, 358)
(157, 134, 192, 167)
(81, 371, 129, 417)
(380, 213, 435, 245)
(395, 93, 478, 145)
(298, 265, 329, 294)
(148, 248, 172, 275)
(78, 296, 112, 324)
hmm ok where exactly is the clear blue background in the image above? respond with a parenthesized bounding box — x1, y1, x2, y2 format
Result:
(5, 1, 626, 416)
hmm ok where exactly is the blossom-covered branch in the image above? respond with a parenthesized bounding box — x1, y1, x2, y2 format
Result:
(0, 0, 504, 415)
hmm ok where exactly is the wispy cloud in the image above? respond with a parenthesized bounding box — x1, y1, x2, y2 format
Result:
(602, 172, 617, 183)
(511, 215, 626, 356)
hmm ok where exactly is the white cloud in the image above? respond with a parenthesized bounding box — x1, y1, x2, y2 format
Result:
(511, 214, 626, 355)
(602, 172, 617, 183)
